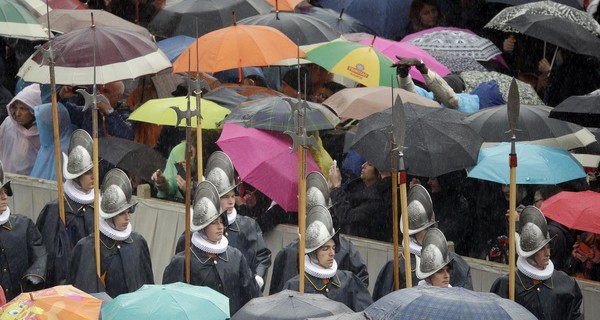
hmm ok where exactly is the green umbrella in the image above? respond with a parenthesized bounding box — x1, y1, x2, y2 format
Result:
(0, 0, 49, 40)
(101, 283, 230, 320)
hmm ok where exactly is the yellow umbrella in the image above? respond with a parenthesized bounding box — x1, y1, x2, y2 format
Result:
(129, 96, 230, 129)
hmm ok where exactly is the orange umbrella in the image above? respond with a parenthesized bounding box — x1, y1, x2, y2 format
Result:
(266, 0, 304, 11)
(173, 23, 305, 74)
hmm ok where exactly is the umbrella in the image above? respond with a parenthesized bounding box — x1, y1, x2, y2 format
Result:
(459, 71, 543, 105)
(0, 285, 102, 319)
(467, 142, 586, 184)
(464, 104, 597, 150)
(431, 55, 489, 73)
(38, 9, 153, 39)
(365, 286, 537, 320)
(147, 0, 271, 38)
(231, 289, 353, 320)
(295, 5, 376, 34)
(266, 0, 303, 11)
(540, 190, 600, 234)
(505, 13, 600, 59)
(486, 0, 582, 9)
(216, 123, 321, 212)
(128, 96, 230, 129)
(204, 84, 284, 109)
(237, 11, 340, 46)
(323, 86, 440, 120)
(223, 96, 340, 132)
(484, 0, 600, 36)
(0, 0, 49, 40)
(101, 282, 229, 320)
(98, 136, 167, 182)
(157, 35, 197, 62)
(18, 25, 171, 85)
(358, 37, 451, 84)
(47, 0, 87, 9)
(549, 94, 600, 128)
(173, 24, 305, 74)
(306, 40, 398, 87)
(351, 103, 483, 176)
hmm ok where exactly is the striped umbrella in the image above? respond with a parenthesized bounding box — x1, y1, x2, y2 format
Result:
(0, 0, 48, 40)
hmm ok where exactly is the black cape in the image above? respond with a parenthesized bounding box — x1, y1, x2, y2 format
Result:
(163, 245, 261, 315)
(70, 231, 154, 298)
(36, 196, 95, 286)
(0, 214, 47, 301)
(283, 270, 373, 312)
(372, 251, 473, 301)
(490, 269, 583, 320)
(269, 235, 369, 295)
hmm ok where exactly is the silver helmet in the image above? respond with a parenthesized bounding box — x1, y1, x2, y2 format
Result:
(100, 169, 137, 219)
(305, 205, 337, 254)
(306, 171, 330, 211)
(516, 206, 553, 258)
(402, 184, 436, 235)
(416, 228, 452, 279)
(63, 129, 93, 180)
(191, 180, 222, 232)
(0, 161, 12, 196)
(205, 151, 237, 197)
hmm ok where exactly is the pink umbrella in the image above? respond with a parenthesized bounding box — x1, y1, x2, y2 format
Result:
(540, 190, 600, 234)
(359, 37, 451, 83)
(217, 123, 321, 212)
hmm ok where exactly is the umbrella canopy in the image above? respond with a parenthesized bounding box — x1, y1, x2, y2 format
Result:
(38, 9, 153, 39)
(323, 86, 440, 120)
(486, 0, 582, 9)
(173, 24, 305, 74)
(267, 0, 303, 11)
(216, 123, 321, 212)
(540, 190, 600, 234)
(358, 37, 451, 84)
(0, 0, 49, 40)
(467, 143, 586, 184)
(231, 289, 353, 320)
(0, 285, 102, 319)
(464, 104, 597, 150)
(365, 286, 537, 320)
(48, 0, 87, 9)
(306, 40, 397, 87)
(549, 94, 600, 128)
(238, 10, 340, 46)
(98, 136, 167, 182)
(18, 25, 171, 85)
(129, 96, 230, 129)
(157, 35, 197, 62)
(460, 71, 543, 105)
(204, 84, 284, 109)
(223, 96, 340, 132)
(147, 0, 271, 38)
(295, 5, 375, 34)
(351, 103, 483, 176)
(101, 282, 229, 320)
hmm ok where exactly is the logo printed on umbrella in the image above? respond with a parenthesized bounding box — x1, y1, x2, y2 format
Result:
(347, 64, 369, 79)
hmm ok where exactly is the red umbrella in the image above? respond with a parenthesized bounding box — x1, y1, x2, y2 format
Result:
(49, 0, 87, 9)
(540, 190, 600, 234)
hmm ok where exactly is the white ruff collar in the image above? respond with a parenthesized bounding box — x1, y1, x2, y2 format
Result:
(418, 279, 453, 287)
(304, 255, 338, 279)
(192, 231, 228, 254)
(227, 207, 237, 225)
(517, 256, 554, 280)
(0, 207, 10, 225)
(406, 237, 422, 256)
(64, 179, 94, 204)
(99, 218, 132, 241)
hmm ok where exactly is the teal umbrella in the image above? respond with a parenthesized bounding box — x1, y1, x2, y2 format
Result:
(0, 0, 48, 40)
(101, 283, 230, 320)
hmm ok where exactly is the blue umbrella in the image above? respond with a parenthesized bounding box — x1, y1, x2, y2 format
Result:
(365, 286, 537, 320)
(157, 35, 196, 62)
(467, 143, 586, 185)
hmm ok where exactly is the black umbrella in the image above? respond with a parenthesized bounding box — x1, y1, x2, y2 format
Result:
(549, 94, 600, 128)
(231, 289, 353, 320)
(98, 136, 167, 182)
(147, 0, 271, 39)
(350, 103, 483, 177)
(237, 11, 339, 45)
(295, 6, 375, 34)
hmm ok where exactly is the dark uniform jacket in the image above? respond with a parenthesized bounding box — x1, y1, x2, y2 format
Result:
(283, 270, 373, 312)
(490, 269, 583, 320)
(0, 214, 47, 301)
(70, 231, 154, 298)
(163, 245, 261, 314)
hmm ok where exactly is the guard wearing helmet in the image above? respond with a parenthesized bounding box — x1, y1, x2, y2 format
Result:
(174, 151, 272, 290)
(0, 161, 47, 301)
(163, 180, 260, 314)
(270, 172, 369, 294)
(372, 185, 472, 300)
(490, 206, 583, 319)
(416, 228, 452, 288)
(36, 129, 96, 286)
(70, 168, 153, 297)
(283, 204, 373, 311)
